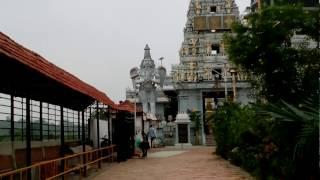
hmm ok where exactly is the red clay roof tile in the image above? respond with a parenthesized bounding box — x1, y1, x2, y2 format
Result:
(0, 32, 118, 109)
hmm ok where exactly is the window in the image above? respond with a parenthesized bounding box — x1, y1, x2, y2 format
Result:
(210, 6, 217, 13)
(211, 44, 220, 55)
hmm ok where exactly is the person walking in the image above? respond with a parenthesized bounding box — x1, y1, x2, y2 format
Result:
(140, 132, 149, 158)
(148, 125, 157, 148)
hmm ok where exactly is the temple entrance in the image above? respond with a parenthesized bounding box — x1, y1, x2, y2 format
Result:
(114, 112, 134, 162)
(178, 124, 188, 143)
(202, 91, 226, 146)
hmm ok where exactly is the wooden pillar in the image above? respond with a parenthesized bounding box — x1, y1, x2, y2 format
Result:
(107, 106, 111, 143)
(81, 110, 87, 177)
(60, 106, 65, 155)
(78, 111, 81, 140)
(10, 95, 17, 169)
(26, 97, 31, 180)
(88, 107, 91, 141)
(60, 106, 65, 180)
(96, 102, 101, 168)
(40, 102, 43, 141)
(10, 95, 14, 141)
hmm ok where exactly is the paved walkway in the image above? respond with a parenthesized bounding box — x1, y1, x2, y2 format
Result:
(91, 147, 253, 180)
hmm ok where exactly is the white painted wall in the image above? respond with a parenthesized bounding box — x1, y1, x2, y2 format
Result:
(90, 119, 109, 148)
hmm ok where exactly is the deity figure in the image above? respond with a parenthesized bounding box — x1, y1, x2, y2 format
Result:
(130, 45, 167, 117)
(189, 61, 197, 70)
(180, 71, 186, 81)
(203, 66, 213, 80)
(193, 72, 198, 82)
(206, 42, 212, 56)
(195, 0, 202, 15)
(226, 0, 233, 14)
(182, 46, 189, 56)
(190, 38, 197, 56)
(220, 42, 225, 55)
(187, 72, 193, 82)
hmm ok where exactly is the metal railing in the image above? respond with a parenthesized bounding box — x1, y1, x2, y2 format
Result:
(0, 145, 116, 180)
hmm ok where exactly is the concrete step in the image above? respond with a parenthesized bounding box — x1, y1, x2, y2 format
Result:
(205, 135, 215, 146)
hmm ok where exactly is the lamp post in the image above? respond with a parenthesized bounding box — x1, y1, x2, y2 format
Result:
(229, 68, 237, 102)
(224, 64, 228, 101)
(159, 57, 164, 66)
(134, 84, 140, 134)
(212, 64, 228, 102)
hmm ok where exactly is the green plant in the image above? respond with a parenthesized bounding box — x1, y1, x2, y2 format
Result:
(189, 110, 201, 145)
(255, 99, 319, 179)
(224, 5, 319, 104)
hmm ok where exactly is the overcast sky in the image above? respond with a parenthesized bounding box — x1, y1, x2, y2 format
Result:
(0, 0, 250, 103)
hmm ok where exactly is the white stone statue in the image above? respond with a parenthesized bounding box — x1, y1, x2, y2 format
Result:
(130, 45, 167, 117)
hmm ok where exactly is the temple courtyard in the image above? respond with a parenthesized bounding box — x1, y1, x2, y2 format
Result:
(90, 147, 253, 180)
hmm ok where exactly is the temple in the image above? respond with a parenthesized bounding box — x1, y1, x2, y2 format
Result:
(126, 0, 252, 146)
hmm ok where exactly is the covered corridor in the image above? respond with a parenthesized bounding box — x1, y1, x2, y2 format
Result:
(0, 32, 137, 179)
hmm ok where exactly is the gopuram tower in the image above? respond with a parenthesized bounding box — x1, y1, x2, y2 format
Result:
(172, 0, 251, 145)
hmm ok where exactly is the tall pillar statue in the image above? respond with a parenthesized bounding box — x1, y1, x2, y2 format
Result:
(130, 45, 167, 119)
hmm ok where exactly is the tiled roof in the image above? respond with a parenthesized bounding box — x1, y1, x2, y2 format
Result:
(0, 32, 117, 108)
(116, 100, 143, 113)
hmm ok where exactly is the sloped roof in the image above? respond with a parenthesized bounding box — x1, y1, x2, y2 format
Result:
(116, 100, 143, 113)
(0, 32, 116, 108)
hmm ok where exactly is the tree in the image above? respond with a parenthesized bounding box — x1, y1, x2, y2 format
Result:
(225, 5, 319, 104)
(255, 99, 319, 179)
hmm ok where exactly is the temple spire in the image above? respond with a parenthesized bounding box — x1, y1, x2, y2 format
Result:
(144, 44, 151, 59)
(140, 44, 155, 69)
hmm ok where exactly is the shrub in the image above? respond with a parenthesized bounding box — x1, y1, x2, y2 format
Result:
(212, 99, 319, 179)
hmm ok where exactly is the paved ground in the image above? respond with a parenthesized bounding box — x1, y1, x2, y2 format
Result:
(91, 146, 253, 180)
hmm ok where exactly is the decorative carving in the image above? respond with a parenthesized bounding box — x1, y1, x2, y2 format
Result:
(180, 71, 186, 81)
(195, 0, 202, 15)
(193, 72, 198, 82)
(226, 0, 233, 14)
(207, 6, 211, 13)
(220, 42, 225, 55)
(206, 42, 212, 56)
(184, 46, 189, 56)
(187, 72, 193, 82)
(204, 66, 213, 80)
(190, 38, 198, 56)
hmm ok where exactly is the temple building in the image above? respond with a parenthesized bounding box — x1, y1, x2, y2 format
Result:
(171, 0, 252, 145)
(126, 0, 252, 145)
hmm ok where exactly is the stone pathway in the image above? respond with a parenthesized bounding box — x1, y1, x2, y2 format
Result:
(91, 147, 253, 180)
